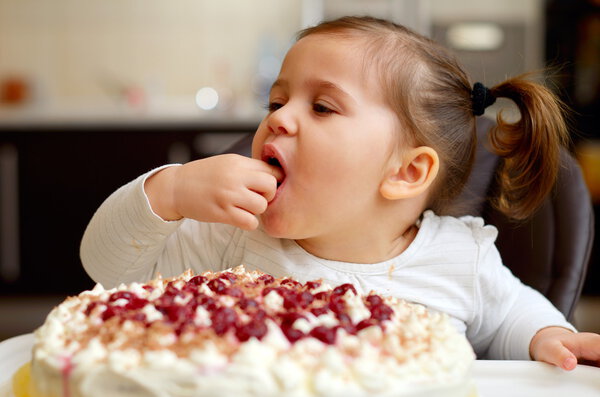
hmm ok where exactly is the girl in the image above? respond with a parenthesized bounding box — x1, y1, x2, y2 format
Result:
(81, 17, 600, 370)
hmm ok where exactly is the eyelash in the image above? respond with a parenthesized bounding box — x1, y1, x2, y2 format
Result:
(265, 102, 334, 115)
(265, 102, 283, 112)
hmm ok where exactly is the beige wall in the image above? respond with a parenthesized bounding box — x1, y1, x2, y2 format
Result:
(0, 0, 302, 113)
(0, 0, 544, 119)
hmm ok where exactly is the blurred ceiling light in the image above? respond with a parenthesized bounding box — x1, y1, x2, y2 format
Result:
(195, 87, 219, 110)
(446, 22, 504, 51)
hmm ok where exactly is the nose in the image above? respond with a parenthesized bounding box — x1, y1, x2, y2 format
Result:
(267, 104, 298, 136)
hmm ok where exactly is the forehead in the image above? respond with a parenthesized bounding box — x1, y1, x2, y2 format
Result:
(278, 34, 384, 100)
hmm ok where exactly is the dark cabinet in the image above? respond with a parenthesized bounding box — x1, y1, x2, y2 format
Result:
(0, 121, 256, 295)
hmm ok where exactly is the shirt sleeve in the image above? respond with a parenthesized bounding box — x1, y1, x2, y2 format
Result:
(467, 228, 576, 360)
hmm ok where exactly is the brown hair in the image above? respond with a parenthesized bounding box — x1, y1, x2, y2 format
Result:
(298, 16, 569, 220)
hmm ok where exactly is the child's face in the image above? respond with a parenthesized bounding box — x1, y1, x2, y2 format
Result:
(252, 34, 400, 245)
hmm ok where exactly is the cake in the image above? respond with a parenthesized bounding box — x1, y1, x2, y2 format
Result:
(14, 266, 475, 397)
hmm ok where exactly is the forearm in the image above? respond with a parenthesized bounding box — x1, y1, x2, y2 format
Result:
(80, 166, 182, 288)
(487, 284, 575, 360)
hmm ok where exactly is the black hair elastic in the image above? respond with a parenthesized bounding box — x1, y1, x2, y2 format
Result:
(471, 82, 496, 116)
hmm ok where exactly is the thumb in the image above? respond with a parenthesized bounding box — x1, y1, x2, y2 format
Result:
(535, 341, 578, 371)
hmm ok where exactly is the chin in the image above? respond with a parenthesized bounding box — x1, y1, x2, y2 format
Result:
(260, 219, 288, 239)
(259, 213, 294, 239)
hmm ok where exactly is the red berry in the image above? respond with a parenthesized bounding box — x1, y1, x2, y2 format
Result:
(218, 272, 237, 283)
(188, 275, 207, 286)
(128, 312, 147, 323)
(210, 307, 238, 335)
(283, 291, 314, 310)
(370, 303, 393, 322)
(257, 274, 275, 285)
(196, 294, 217, 311)
(101, 305, 124, 321)
(304, 280, 322, 290)
(310, 326, 337, 345)
(108, 291, 136, 302)
(356, 319, 376, 331)
(282, 326, 305, 343)
(332, 283, 357, 296)
(281, 278, 301, 288)
(224, 287, 244, 299)
(165, 304, 192, 324)
(328, 296, 345, 315)
(235, 318, 268, 342)
(313, 291, 330, 301)
(279, 312, 305, 327)
(125, 297, 148, 310)
(207, 279, 227, 294)
(310, 306, 329, 317)
(237, 298, 258, 311)
(365, 295, 383, 307)
(336, 313, 356, 334)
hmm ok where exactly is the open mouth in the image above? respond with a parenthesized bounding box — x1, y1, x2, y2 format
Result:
(266, 156, 285, 188)
(261, 143, 287, 190)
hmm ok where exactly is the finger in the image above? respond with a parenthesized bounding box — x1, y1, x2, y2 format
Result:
(563, 332, 600, 364)
(266, 163, 285, 183)
(243, 156, 285, 181)
(537, 341, 578, 371)
(245, 171, 280, 202)
(566, 332, 600, 357)
(237, 191, 269, 215)
(250, 159, 285, 184)
(227, 206, 259, 231)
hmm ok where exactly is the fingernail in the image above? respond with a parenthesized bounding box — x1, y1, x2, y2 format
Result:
(564, 357, 577, 370)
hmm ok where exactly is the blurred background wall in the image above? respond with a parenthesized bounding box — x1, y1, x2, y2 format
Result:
(0, 0, 598, 340)
(0, 0, 549, 121)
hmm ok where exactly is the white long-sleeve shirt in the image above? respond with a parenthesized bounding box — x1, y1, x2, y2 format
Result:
(80, 168, 575, 361)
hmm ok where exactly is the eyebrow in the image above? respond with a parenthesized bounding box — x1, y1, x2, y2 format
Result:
(271, 78, 357, 106)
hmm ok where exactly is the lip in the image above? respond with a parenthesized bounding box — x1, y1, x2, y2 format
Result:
(261, 143, 287, 177)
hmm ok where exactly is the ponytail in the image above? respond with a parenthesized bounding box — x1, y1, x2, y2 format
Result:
(487, 74, 569, 220)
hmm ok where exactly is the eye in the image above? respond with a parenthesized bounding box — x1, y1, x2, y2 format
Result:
(266, 102, 283, 113)
(313, 103, 334, 115)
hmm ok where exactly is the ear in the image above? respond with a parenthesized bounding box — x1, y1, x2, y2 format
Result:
(379, 146, 440, 200)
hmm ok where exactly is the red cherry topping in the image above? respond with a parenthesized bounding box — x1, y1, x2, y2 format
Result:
(218, 272, 237, 283)
(188, 275, 207, 286)
(310, 306, 329, 317)
(309, 326, 337, 345)
(237, 298, 259, 311)
(332, 283, 357, 296)
(108, 291, 136, 302)
(257, 274, 275, 285)
(207, 278, 227, 294)
(283, 291, 314, 310)
(224, 287, 244, 298)
(87, 270, 394, 348)
(280, 278, 302, 288)
(235, 317, 268, 342)
(313, 291, 330, 301)
(304, 280, 322, 290)
(210, 307, 238, 336)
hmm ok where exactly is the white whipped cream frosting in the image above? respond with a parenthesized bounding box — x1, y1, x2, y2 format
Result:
(30, 266, 475, 397)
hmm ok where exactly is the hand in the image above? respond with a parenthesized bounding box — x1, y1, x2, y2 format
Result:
(145, 154, 284, 230)
(529, 326, 600, 370)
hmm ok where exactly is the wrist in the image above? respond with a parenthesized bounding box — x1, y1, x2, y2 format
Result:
(144, 166, 182, 221)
